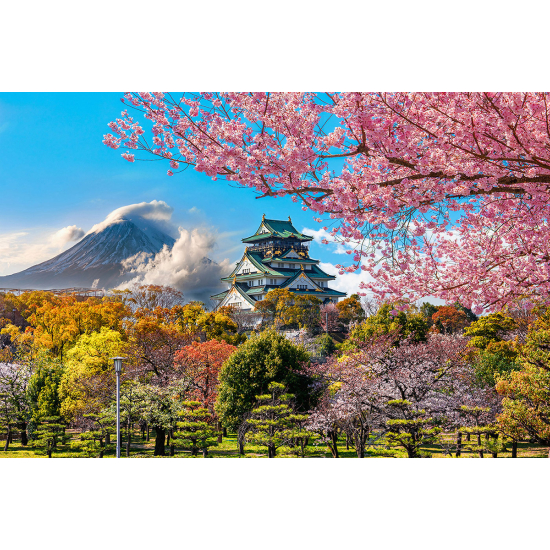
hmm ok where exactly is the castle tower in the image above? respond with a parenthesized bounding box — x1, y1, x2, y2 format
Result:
(211, 215, 347, 310)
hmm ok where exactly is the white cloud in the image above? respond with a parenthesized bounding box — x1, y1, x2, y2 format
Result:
(89, 200, 174, 234)
(319, 262, 375, 297)
(50, 225, 85, 247)
(117, 226, 231, 304)
(302, 226, 361, 255)
(0, 226, 86, 276)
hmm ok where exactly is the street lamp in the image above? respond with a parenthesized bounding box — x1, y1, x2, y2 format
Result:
(111, 357, 126, 458)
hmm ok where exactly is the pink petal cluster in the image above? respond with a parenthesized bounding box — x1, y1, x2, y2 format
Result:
(105, 93, 550, 311)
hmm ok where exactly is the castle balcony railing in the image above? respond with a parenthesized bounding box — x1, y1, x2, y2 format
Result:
(247, 243, 309, 256)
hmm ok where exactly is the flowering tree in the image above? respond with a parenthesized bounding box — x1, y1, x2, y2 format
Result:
(308, 332, 474, 457)
(320, 303, 340, 333)
(105, 92, 550, 313)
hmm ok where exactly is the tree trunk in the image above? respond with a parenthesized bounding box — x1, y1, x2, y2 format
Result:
(105, 432, 110, 445)
(20, 423, 28, 446)
(466, 432, 471, 442)
(223, 427, 227, 437)
(329, 430, 339, 458)
(477, 433, 483, 458)
(126, 425, 131, 457)
(268, 444, 275, 458)
(3, 430, 10, 451)
(146, 424, 150, 442)
(153, 427, 166, 456)
(456, 431, 462, 457)
(203, 448, 208, 458)
(238, 439, 245, 455)
(346, 433, 350, 450)
(217, 421, 223, 443)
(47, 447, 52, 458)
(512, 440, 517, 458)
(99, 438, 104, 458)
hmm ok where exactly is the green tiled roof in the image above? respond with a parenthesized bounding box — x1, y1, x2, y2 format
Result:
(308, 264, 336, 280)
(242, 218, 313, 243)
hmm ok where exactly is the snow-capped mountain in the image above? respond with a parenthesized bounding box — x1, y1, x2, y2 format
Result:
(0, 218, 176, 290)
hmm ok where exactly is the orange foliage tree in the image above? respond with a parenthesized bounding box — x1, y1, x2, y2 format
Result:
(174, 339, 237, 418)
(432, 306, 469, 334)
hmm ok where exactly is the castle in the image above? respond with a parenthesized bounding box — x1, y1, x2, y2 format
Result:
(211, 215, 346, 310)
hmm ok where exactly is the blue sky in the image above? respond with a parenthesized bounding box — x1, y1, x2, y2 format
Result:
(0, 93, 363, 296)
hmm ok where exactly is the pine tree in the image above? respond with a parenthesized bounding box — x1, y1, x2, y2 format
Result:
(31, 416, 70, 458)
(171, 401, 219, 457)
(245, 382, 312, 458)
(384, 400, 442, 458)
(75, 413, 113, 458)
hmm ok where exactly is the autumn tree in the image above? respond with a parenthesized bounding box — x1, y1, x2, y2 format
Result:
(255, 289, 322, 332)
(174, 339, 236, 421)
(496, 308, 550, 453)
(215, 329, 312, 430)
(113, 284, 185, 311)
(171, 302, 244, 344)
(58, 327, 126, 422)
(335, 294, 365, 330)
(125, 308, 191, 384)
(431, 306, 469, 334)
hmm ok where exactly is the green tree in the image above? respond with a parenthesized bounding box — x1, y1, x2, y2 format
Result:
(31, 415, 70, 458)
(27, 353, 64, 424)
(316, 333, 336, 358)
(171, 401, 219, 457)
(244, 382, 312, 458)
(464, 312, 519, 386)
(75, 413, 113, 458)
(215, 329, 312, 430)
(343, 303, 429, 350)
(384, 400, 442, 458)
(0, 362, 31, 449)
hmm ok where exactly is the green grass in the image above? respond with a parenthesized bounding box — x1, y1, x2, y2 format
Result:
(0, 429, 547, 458)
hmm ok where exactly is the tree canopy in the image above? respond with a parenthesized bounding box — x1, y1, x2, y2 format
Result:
(105, 92, 550, 312)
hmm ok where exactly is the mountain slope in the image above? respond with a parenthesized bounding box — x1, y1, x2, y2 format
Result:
(0, 219, 176, 290)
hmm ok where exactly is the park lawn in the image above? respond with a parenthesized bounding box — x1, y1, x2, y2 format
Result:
(1, 430, 547, 458)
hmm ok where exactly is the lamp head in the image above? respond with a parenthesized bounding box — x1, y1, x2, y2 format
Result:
(111, 356, 126, 374)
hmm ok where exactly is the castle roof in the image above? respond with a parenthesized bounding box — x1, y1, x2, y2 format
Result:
(242, 217, 313, 243)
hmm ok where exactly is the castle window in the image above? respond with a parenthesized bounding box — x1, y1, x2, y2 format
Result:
(242, 268, 250, 274)
(297, 284, 307, 290)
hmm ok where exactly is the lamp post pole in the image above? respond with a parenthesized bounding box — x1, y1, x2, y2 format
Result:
(111, 357, 126, 458)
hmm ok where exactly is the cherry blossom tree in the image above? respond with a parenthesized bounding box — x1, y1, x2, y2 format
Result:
(105, 92, 550, 313)
(308, 332, 478, 457)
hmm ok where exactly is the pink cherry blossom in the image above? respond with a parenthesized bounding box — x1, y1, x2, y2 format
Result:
(105, 93, 550, 311)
